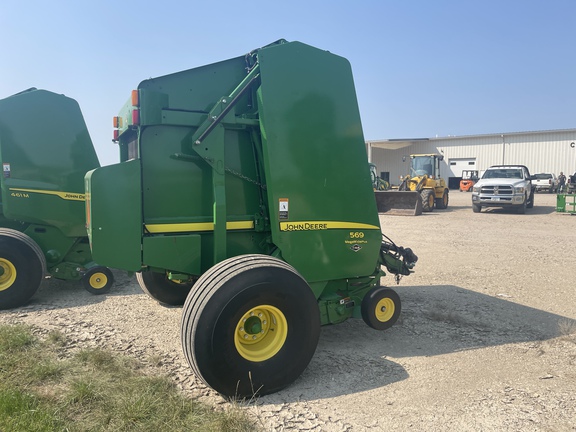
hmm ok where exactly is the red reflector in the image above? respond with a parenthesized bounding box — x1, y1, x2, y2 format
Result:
(131, 90, 139, 107)
(132, 109, 140, 125)
(113, 129, 119, 141)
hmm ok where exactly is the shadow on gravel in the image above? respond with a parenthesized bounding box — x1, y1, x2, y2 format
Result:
(20, 270, 141, 310)
(387, 284, 572, 355)
(392, 204, 556, 215)
(423, 205, 469, 213)
(478, 205, 556, 215)
(266, 284, 574, 402)
(13, 279, 574, 403)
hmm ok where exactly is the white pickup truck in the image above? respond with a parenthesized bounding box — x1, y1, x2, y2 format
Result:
(533, 173, 557, 193)
(471, 165, 535, 214)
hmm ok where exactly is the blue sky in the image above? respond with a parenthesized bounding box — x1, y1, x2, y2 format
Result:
(1, 1, 574, 166)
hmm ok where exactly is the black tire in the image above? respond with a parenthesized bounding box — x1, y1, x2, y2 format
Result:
(0, 229, 45, 309)
(516, 200, 527, 214)
(436, 189, 449, 209)
(82, 266, 114, 295)
(472, 204, 482, 213)
(181, 254, 320, 398)
(526, 190, 534, 209)
(361, 287, 401, 330)
(136, 271, 195, 306)
(420, 189, 435, 212)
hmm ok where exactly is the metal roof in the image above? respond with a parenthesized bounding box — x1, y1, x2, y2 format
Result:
(367, 128, 576, 150)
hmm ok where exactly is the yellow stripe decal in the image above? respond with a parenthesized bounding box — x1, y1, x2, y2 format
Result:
(145, 220, 255, 234)
(279, 221, 380, 232)
(9, 188, 85, 201)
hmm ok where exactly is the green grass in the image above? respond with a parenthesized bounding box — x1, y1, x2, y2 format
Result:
(0, 324, 259, 432)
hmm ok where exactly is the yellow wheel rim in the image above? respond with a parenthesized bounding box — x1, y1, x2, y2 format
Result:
(375, 297, 395, 322)
(234, 305, 288, 362)
(89, 272, 108, 289)
(0, 258, 17, 291)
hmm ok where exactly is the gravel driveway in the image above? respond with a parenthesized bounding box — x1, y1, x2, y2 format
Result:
(2, 191, 575, 431)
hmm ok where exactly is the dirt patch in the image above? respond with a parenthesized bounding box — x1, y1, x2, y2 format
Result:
(2, 191, 576, 431)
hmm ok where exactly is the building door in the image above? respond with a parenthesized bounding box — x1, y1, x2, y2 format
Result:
(449, 158, 477, 177)
(448, 158, 477, 189)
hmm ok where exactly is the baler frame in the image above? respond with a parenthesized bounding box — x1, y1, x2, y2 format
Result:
(86, 40, 417, 397)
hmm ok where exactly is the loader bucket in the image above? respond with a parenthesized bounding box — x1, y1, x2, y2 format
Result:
(374, 191, 423, 216)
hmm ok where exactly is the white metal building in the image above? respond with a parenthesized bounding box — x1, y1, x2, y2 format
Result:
(367, 129, 576, 189)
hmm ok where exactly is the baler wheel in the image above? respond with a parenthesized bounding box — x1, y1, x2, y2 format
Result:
(180, 254, 320, 398)
(361, 287, 401, 330)
(0, 230, 45, 309)
(136, 271, 194, 306)
(82, 266, 114, 295)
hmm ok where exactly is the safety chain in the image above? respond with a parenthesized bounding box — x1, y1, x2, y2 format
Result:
(224, 165, 267, 190)
(201, 155, 266, 190)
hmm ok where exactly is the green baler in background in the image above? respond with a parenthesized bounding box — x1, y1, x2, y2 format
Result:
(85, 40, 417, 397)
(0, 89, 114, 309)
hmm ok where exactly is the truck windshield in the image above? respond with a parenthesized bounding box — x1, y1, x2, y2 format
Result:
(483, 169, 522, 179)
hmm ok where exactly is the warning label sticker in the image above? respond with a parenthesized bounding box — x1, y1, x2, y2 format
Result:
(3, 163, 10, 178)
(279, 198, 289, 220)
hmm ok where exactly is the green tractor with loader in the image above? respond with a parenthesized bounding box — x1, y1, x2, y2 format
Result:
(370, 163, 390, 191)
(85, 40, 417, 397)
(0, 89, 115, 310)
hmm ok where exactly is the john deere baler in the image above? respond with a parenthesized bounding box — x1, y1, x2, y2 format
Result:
(0, 89, 114, 309)
(85, 40, 417, 397)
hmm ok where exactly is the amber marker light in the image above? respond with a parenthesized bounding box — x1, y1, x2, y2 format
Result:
(131, 89, 139, 107)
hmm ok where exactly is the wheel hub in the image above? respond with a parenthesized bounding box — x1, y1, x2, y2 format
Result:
(89, 273, 107, 289)
(234, 305, 288, 362)
(244, 315, 263, 335)
(0, 258, 17, 291)
(375, 298, 395, 322)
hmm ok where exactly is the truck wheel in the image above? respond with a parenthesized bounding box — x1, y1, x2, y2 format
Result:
(136, 271, 194, 306)
(361, 287, 401, 330)
(516, 200, 527, 214)
(82, 266, 114, 295)
(420, 189, 435, 212)
(0, 230, 45, 309)
(527, 190, 534, 209)
(472, 204, 482, 213)
(436, 190, 449, 209)
(181, 254, 320, 398)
